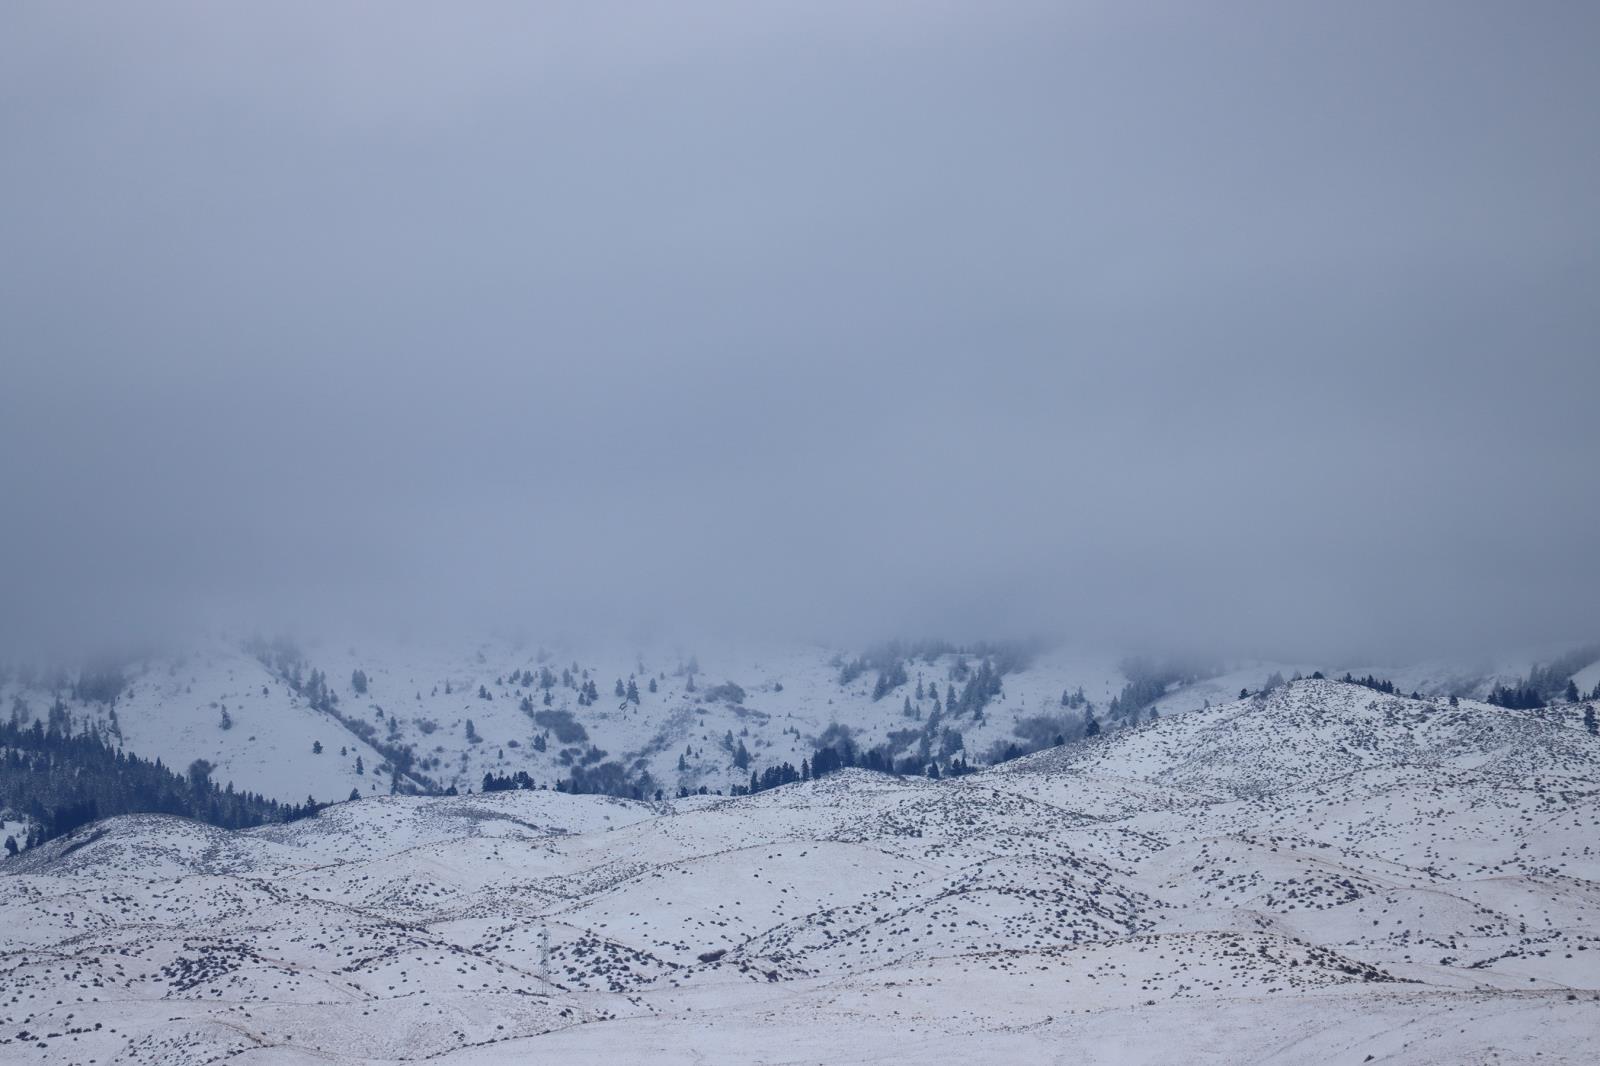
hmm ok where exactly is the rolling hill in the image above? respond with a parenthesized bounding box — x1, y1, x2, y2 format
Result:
(3, 679, 1596, 1063)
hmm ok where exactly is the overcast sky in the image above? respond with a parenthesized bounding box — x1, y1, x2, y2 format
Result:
(1, 2, 1597, 658)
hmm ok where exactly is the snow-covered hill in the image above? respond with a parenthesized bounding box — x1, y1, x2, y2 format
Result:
(5, 639, 1145, 806)
(8, 636, 1590, 812)
(3, 680, 1597, 1064)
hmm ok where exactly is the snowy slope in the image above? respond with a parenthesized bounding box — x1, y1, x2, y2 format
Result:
(3, 679, 1597, 1064)
(5, 639, 1136, 803)
(9, 636, 1571, 812)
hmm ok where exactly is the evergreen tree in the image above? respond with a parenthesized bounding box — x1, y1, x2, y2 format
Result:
(0, 717, 301, 847)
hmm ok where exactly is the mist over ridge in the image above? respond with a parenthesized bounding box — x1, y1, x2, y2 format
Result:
(2, 2, 1597, 662)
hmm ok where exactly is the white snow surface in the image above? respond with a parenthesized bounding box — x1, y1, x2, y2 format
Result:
(3, 679, 1598, 1064)
(5, 636, 1568, 807)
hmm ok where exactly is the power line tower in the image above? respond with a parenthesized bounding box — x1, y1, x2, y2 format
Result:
(539, 925, 550, 984)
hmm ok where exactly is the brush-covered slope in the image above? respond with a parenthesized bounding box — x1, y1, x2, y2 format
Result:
(3, 680, 1597, 1064)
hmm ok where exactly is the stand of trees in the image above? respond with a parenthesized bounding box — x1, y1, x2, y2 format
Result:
(718, 738, 978, 799)
(0, 718, 320, 852)
(1485, 683, 1545, 710)
(1480, 647, 1600, 709)
(1107, 657, 1217, 722)
(835, 641, 1036, 716)
(1339, 673, 1398, 695)
(481, 770, 537, 792)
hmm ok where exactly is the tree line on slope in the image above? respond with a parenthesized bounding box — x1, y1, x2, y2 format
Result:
(0, 717, 321, 855)
(1477, 645, 1600, 709)
(246, 637, 439, 794)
